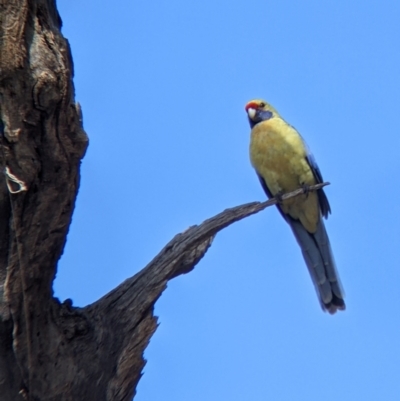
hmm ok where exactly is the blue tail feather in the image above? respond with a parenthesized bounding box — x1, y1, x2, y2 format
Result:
(287, 217, 345, 314)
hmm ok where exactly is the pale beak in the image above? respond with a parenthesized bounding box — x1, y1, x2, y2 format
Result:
(247, 108, 256, 119)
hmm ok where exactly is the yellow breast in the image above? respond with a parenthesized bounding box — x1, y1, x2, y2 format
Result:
(249, 117, 320, 232)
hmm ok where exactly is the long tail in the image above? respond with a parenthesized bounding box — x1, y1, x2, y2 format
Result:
(287, 217, 345, 314)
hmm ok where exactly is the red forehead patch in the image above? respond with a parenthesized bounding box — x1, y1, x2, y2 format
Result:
(245, 101, 260, 111)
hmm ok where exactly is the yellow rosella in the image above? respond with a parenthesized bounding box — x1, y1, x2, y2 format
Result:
(245, 99, 345, 314)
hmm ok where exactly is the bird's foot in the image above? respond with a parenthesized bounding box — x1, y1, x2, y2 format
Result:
(301, 183, 311, 197)
(274, 190, 284, 204)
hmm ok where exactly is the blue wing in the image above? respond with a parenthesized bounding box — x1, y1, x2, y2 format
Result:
(302, 137, 331, 219)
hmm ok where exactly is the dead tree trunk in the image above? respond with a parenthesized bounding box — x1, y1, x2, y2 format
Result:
(0, 1, 328, 400)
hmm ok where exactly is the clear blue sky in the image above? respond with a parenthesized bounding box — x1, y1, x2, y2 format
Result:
(56, 1, 400, 400)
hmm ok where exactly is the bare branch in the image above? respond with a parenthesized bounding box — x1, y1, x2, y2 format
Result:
(0, 1, 331, 400)
(84, 182, 329, 400)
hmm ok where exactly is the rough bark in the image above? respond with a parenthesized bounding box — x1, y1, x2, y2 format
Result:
(0, 1, 328, 400)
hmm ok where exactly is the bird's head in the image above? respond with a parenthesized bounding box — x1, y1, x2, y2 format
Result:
(245, 99, 278, 128)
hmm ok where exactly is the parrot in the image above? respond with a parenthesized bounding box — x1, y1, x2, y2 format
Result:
(245, 99, 345, 314)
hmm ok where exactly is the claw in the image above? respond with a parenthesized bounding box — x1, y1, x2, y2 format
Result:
(301, 183, 310, 197)
(274, 190, 284, 204)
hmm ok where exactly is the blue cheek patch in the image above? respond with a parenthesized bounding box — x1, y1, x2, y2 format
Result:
(248, 110, 274, 128)
(259, 110, 273, 121)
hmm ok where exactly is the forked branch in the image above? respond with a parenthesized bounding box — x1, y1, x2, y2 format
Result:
(0, 1, 330, 400)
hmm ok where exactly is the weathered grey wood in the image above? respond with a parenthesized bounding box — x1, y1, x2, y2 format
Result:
(0, 1, 329, 400)
(0, 1, 88, 399)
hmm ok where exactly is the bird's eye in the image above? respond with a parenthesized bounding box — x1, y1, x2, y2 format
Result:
(259, 102, 266, 108)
